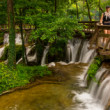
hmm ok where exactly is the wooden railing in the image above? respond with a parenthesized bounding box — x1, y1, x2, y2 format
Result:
(89, 24, 110, 55)
(78, 21, 99, 34)
(0, 24, 35, 31)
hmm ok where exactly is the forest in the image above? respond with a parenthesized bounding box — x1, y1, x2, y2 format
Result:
(0, 0, 110, 110)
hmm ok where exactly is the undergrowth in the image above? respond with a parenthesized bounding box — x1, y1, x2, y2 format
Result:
(0, 63, 52, 93)
(87, 56, 103, 82)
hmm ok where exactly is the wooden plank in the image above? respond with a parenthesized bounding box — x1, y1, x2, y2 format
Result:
(99, 50, 110, 55)
(89, 27, 99, 48)
(103, 38, 110, 51)
(98, 33, 110, 38)
(97, 25, 110, 29)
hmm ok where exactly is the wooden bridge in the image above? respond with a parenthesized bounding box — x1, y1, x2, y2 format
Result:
(79, 21, 110, 56)
(0, 24, 35, 31)
(1, 22, 110, 55)
(89, 24, 110, 56)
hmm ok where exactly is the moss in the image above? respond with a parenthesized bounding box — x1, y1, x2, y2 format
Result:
(87, 56, 103, 84)
(0, 45, 22, 61)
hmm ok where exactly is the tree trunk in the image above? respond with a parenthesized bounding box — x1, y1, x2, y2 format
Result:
(85, 0, 91, 21)
(76, 1, 79, 19)
(55, 0, 57, 13)
(19, 9, 28, 65)
(7, 0, 16, 68)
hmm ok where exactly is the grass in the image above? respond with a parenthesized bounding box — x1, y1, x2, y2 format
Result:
(0, 63, 52, 93)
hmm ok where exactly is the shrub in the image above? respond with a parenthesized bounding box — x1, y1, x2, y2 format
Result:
(87, 56, 103, 81)
(0, 63, 52, 93)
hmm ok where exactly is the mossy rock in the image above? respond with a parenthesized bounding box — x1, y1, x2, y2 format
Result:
(0, 45, 22, 61)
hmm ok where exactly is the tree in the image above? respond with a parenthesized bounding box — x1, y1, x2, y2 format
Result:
(7, 0, 16, 68)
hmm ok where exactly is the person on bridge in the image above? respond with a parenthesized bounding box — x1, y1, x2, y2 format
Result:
(100, 6, 110, 34)
(100, 6, 110, 47)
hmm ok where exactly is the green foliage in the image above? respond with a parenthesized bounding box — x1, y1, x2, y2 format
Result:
(87, 56, 103, 81)
(0, 63, 52, 93)
(48, 39, 66, 62)
(30, 15, 84, 43)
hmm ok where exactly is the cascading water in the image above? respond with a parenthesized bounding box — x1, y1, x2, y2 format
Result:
(26, 45, 37, 63)
(0, 46, 5, 58)
(89, 68, 107, 95)
(3, 33, 22, 45)
(41, 45, 50, 66)
(72, 65, 110, 110)
(66, 38, 82, 63)
(66, 38, 97, 64)
(79, 40, 89, 62)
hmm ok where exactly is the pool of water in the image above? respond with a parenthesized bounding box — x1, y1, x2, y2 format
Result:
(0, 63, 102, 110)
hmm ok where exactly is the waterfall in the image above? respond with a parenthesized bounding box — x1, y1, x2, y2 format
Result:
(0, 46, 5, 58)
(89, 68, 107, 95)
(3, 33, 22, 45)
(96, 76, 110, 106)
(66, 38, 96, 63)
(41, 45, 50, 66)
(79, 40, 88, 61)
(67, 38, 82, 63)
(87, 66, 110, 109)
(26, 45, 37, 63)
(4, 33, 9, 45)
(81, 49, 96, 63)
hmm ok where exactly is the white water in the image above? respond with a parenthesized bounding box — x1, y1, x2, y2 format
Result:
(66, 38, 96, 64)
(3, 33, 22, 45)
(71, 65, 110, 110)
(67, 38, 82, 63)
(79, 40, 89, 62)
(81, 49, 96, 63)
(0, 46, 5, 58)
(89, 68, 107, 95)
(26, 45, 37, 63)
(41, 45, 50, 66)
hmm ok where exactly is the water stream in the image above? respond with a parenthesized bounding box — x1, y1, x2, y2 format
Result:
(0, 33, 110, 110)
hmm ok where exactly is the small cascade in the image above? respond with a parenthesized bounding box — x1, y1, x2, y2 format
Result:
(67, 38, 82, 63)
(66, 41, 71, 62)
(41, 45, 50, 66)
(79, 40, 89, 61)
(3, 33, 22, 45)
(26, 45, 37, 63)
(88, 67, 110, 109)
(89, 68, 107, 95)
(15, 33, 22, 45)
(81, 49, 96, 63)
(96, 76, 110, 106)
(0, 46, 5, 58)
(66, 38, 97, 64)
(4, 33, 9, 45)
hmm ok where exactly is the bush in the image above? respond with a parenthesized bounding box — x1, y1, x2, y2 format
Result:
(0, 63, 52, 93)
(87, 56, 103, 81)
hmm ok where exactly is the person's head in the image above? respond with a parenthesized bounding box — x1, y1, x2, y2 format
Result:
(106, 6, 110, 12)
